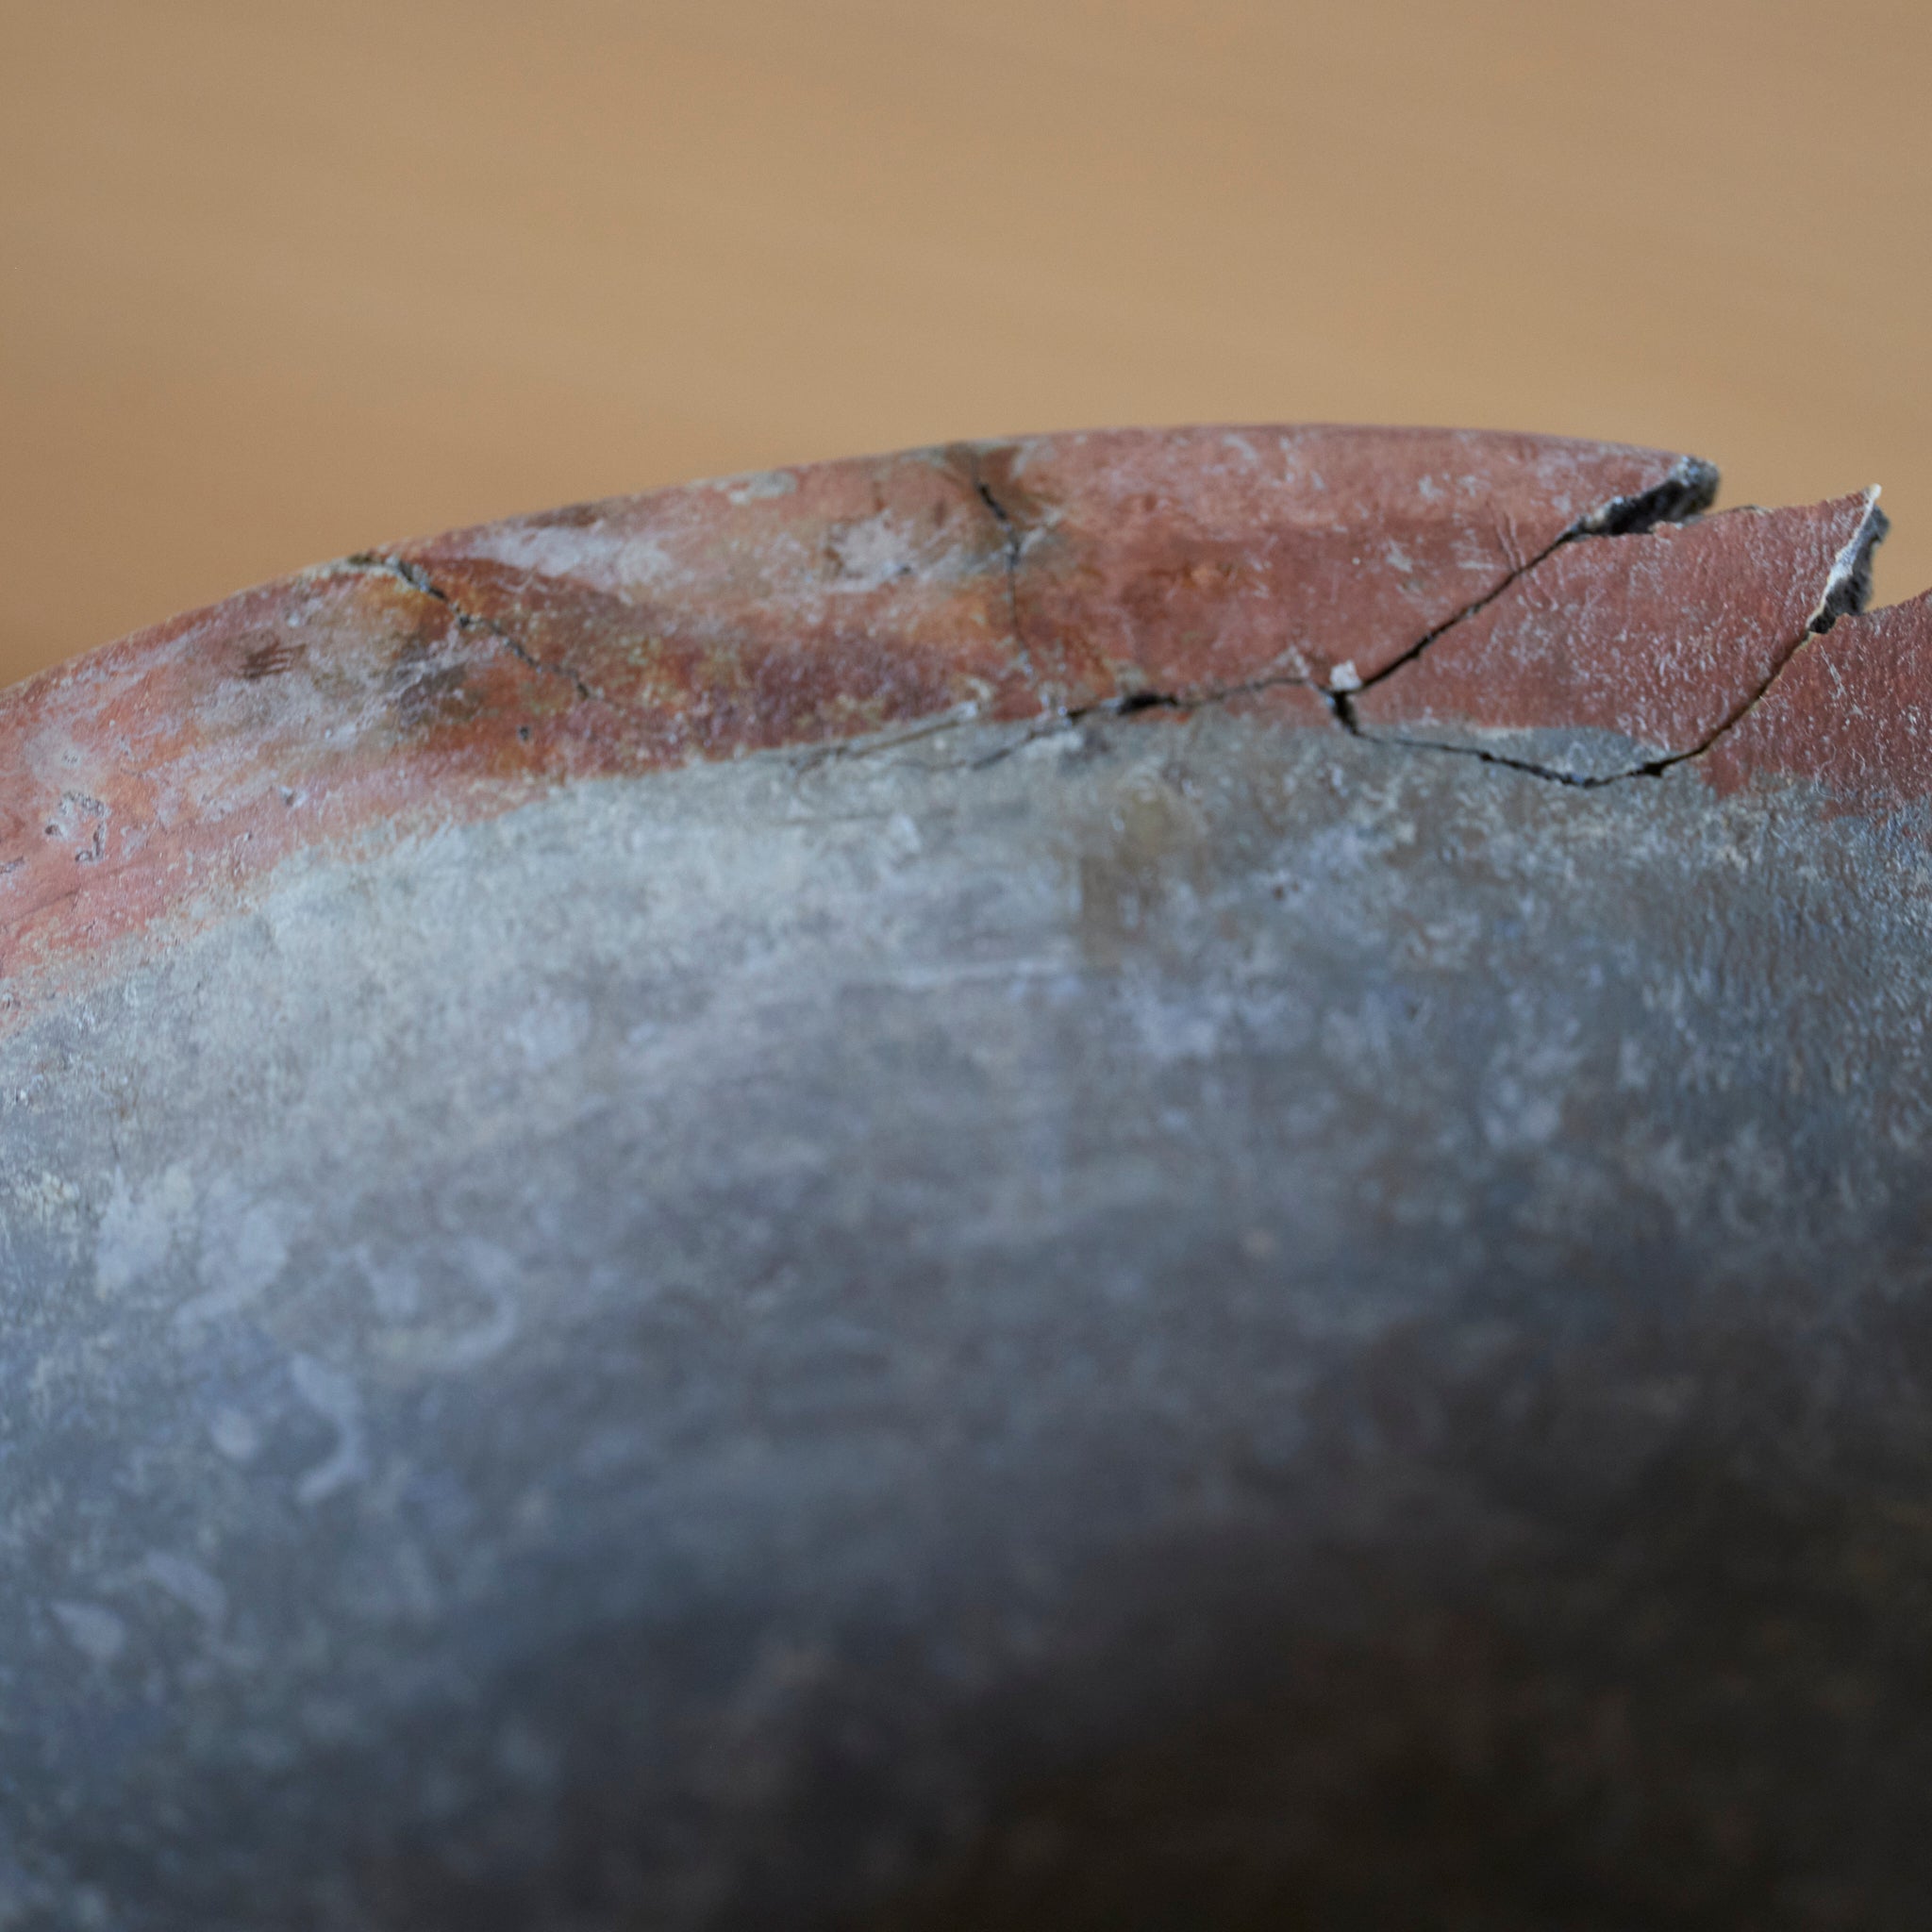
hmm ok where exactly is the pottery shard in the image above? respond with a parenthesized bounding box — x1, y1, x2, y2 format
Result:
(1701, 587, 1932, 811)
(0, 425, 1703, 993)
(389, 427, 1707, 718)
(1352, 491, 1887, 781)
(969, 425, 1715, 703)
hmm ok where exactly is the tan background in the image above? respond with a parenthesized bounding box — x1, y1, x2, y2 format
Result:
(4, 0, 1927, 686)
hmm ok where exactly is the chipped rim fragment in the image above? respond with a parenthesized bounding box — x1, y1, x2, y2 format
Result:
(5, 421, 1927, 1038)
(1347, 490, 1888, 783)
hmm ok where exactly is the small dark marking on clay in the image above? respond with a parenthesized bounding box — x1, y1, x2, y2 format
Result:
(240, 638, 304, 681)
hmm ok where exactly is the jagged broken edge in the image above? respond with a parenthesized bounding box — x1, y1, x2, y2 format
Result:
(1327, 451, 1723, 719)
(1334, 484, 1890, 790)
(1577, 453, 1721, 537)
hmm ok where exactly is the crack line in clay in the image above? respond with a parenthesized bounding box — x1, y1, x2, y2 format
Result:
(347, 552, 596, 704)
(1338, 487, 1890, 791)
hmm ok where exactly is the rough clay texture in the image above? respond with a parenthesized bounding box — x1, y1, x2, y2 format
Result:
(8, 426, 1932, 1931)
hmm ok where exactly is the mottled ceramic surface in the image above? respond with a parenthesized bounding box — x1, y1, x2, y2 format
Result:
(8, 427, 1932, 1932)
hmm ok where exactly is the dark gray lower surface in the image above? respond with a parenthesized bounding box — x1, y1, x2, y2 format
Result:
(6, 710, 1932, 1928)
